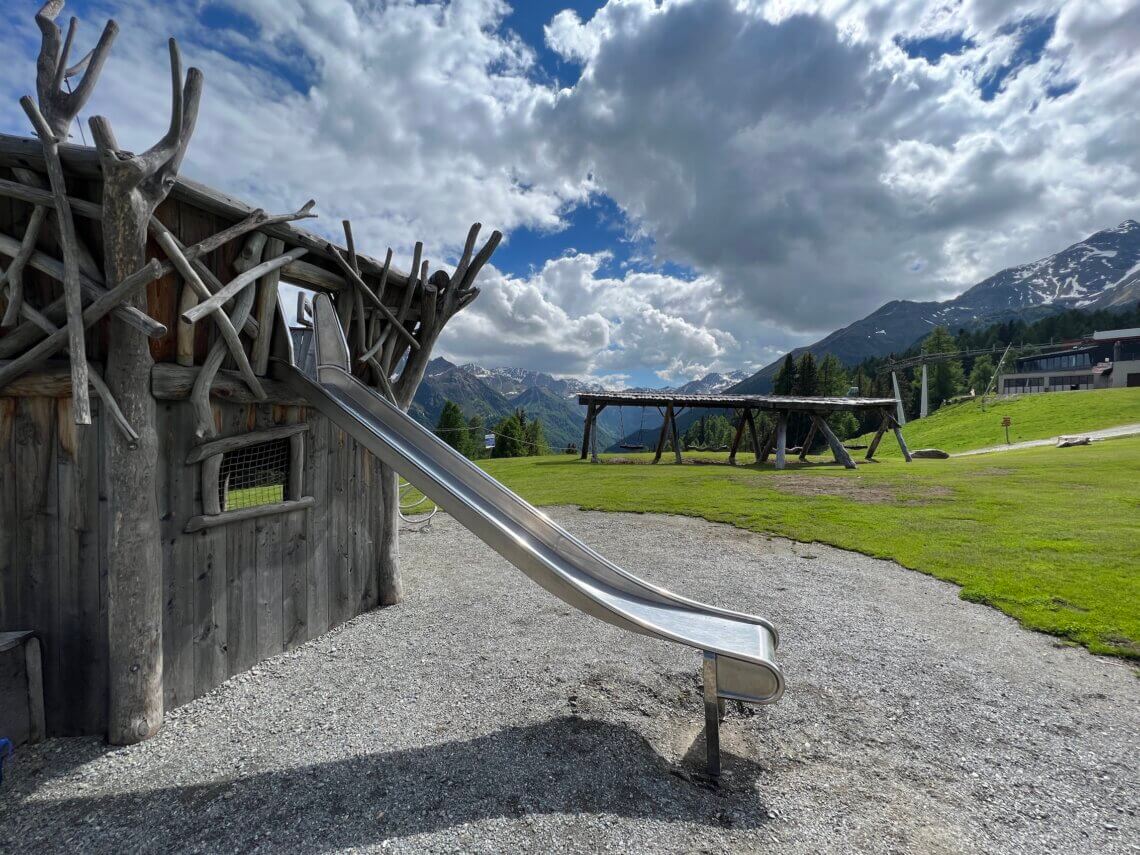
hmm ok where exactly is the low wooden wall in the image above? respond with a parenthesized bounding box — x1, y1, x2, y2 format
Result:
(158, 398, 386, 711)
(0, 395, 107, 735)
(0, 391, 387, 736)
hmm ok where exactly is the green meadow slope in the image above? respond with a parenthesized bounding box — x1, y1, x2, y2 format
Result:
(863, 387, 1140, 456)
(477, 438, 1140, 659)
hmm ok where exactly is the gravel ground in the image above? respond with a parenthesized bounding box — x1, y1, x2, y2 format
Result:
(3, 508, 1138, 854)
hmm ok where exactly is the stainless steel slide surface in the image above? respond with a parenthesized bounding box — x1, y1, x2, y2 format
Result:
(276, 296, 783, 705)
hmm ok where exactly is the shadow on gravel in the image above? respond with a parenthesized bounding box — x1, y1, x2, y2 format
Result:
(8, 717, 772, 850)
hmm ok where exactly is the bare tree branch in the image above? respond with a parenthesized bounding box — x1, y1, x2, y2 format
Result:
(34, 1, 118, 140)
(0, 204, 49, 327)
(90, 37, 202, 203)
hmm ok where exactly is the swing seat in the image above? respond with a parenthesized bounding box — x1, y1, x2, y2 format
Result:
(619, 443, 647, 451)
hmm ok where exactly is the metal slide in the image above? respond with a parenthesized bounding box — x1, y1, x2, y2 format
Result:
(275, 295, 784, 774)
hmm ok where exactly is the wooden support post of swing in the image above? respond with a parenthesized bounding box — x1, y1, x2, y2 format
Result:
(758, 426, 775, 463)
(865, 410, 891, 460)
(728, 408, 747, 466)
(590, 405, 604, 464)
(653, 402, 674, 464)
(775, 411, 788, 470)
(813, 414, 857, 469)
(890, 414, 913, 462)
(799, 419, 818, 461)
(670, 404, 683, 464)
(745, 409, 761, 464)
(581, 403, 594, 461)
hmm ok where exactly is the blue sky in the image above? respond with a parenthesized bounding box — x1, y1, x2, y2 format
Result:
(1, 1, 1137, 388)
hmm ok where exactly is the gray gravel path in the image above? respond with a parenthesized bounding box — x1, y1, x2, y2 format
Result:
(3, 508, 1138, 854)
(953, 422, 1140, 456)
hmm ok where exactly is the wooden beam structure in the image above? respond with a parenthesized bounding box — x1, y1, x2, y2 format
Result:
(578, 391, 910, 467)
(813, 414, 856, 470)
(774, 412, 788, 470)
(580, 403, 595, 460)
(727, 408, 748, 466)
(578, 390, 898, 413)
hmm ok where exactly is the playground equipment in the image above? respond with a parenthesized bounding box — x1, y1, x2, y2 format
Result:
(0, 2, 775, 774)
(581, 391, 908, 468)
(276, 296, 785, 776)
(397, 476, 437, 528)
(616, 405, 648, 451)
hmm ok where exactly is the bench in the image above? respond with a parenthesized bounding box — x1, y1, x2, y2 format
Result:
(0, 631, 45, 746)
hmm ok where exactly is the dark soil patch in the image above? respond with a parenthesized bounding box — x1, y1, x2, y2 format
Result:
(761, 475, 953, 505)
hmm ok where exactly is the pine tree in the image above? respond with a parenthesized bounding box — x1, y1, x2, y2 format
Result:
(491, 412, 524, 458)
(915, 326, 965, 410)
(435, 401, 468, 454)
(817, 354, 848, 396)
(792, 352, 819, 395)
(815, 354, 857, 439)
(524, 418, 549, 456)
(968, 354, 994, 395)
(773, 353, 797, 395)
(466, 414, 486, 459)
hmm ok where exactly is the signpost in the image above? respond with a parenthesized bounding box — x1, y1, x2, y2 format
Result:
(1002, 416, 1011, 445)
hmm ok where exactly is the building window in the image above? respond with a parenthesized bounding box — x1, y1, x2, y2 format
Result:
(1049, 375, 1094, 390)
(184, 423, 314, 532)
(218, 438, 290, 510)
(1019, 352, 1092, 373)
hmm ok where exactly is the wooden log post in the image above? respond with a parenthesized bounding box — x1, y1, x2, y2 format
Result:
(758, 427, 775, 463)
(774, 411, 788, 470)
(813, 414, 856, 470)
(653, 404, 673, 464)
(890, 415, 913, 462)
(744, 409, 761, 463)
(669, 405, 682, 464)
(374, 223, 500, 607)
(865, 411, 890, 460)
(799, 419, 818, 461)
(590, 405, 604, 464)
(580, 403, 594, 461)
(727, 409, 747, 466)
(252, 238, 287, 375)
(90, 35, 203, 745)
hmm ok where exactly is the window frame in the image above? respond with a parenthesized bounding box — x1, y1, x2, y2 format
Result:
(184, 423, 313, 533)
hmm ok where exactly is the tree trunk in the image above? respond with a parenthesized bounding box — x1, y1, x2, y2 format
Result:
(103, 190, 164, 745)
(378, 463, 403, 606)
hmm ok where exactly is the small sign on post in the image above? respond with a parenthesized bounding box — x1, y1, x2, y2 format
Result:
(1002, 416, 1011, 444)
(484, 432, 495, 450)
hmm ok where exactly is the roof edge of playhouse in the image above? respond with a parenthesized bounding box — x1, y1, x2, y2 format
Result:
(0, 132, 412, 287)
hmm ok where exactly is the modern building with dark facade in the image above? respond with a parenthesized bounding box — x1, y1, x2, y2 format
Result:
(999, 328, 1140, 394)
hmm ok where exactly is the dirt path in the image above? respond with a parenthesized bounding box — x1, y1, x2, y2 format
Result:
(2, 509, 1137, 853)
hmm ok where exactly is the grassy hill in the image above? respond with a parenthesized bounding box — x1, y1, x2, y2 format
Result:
(478, 437, 1140, 659)
(861, 387, 1140, 456)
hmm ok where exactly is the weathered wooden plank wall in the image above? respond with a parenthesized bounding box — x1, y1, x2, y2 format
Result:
(0, 396, 106, 735)
(158, 398, 385, 711)
(1, 169, 391, 737)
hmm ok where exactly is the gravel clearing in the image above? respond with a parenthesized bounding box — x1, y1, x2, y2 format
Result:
(3, 508, 1138, 854)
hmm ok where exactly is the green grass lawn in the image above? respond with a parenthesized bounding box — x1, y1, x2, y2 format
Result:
(862, 387, 1140, 456)
(476, 439, 1140, 659)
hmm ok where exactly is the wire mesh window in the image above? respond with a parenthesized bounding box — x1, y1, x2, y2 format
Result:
(218, 438, 290, 511)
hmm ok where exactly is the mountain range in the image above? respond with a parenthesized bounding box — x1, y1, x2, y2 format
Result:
(731, 220, 1140, 393)
(413, 220, 1139, 452)
(409, 358, 748, 453)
